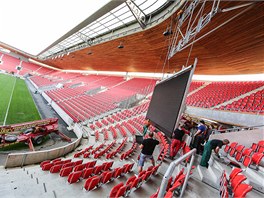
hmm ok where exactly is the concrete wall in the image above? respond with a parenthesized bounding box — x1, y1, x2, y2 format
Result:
(186, 106, 264, 127)
(210, 129, 264, 148)
(4, 137, 81, 168)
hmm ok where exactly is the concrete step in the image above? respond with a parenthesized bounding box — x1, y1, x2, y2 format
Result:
(197, 165, 221, 189)
(245, 168, 264, 194)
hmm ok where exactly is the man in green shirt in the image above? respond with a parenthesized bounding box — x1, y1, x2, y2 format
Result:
(200, 139, 229, 168)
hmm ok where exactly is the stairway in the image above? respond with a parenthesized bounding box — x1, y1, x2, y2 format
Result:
(187, 82, 211, 97)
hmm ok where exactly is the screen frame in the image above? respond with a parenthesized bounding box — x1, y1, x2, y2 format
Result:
(146, 58, 197, 137)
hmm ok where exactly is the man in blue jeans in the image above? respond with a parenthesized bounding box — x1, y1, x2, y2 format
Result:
(138, 131, 159, 173)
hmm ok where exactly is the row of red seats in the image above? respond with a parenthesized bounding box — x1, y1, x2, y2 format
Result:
(115, 124, 128, 137)
(120, 142, 137, 160)
(94, 141, 116, 159)
(95, 131, 99, 141)
(224, 141, 264, 168)
(110, 164, 160, 197)
(84, 162, 134, 191)
(106, 138, 127, 159)
(220, 168, 253, 198)
(109, 126, 118, 139)
(74, 145, 93, 158)
(186, 81, 264, 108)
(156, 132, 169, 163)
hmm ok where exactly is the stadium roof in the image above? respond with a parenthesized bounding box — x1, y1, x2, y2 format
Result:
(0, 0, 169, 59)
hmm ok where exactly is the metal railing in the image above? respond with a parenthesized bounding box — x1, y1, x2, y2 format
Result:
(158, 148, 197, 198)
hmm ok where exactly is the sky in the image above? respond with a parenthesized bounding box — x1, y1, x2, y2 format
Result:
(0, 0, 110, 55)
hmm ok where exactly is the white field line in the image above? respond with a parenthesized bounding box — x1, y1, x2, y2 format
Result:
(3, 77, 17, 126)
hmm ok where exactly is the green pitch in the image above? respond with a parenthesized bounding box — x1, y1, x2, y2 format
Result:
(0, 74, 41, 125)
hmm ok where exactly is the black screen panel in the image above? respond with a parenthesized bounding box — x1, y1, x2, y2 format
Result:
(146, 70, 191, 138)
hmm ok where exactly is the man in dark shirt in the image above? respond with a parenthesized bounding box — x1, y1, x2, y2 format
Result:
(192, 120, 207, 154)
(170, 124, 185, 160)
(138, 131, 159, 173)
(200, 139, 229, 168)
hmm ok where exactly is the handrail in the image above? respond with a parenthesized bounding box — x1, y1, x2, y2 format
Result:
(158, 148, 197, 198)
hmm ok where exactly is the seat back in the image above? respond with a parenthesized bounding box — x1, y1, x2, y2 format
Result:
(242, 148, 253, 156)
(109, 182, 124, 197)
(42, 163, 53, 171)
(251, 143, 258, 152)
(224, 145, 230, 153)
(62, 162, 74, 169)
(40, 160, 50, 167)
(126, 175, 136, 186)
(60, 166, 73, 177)
(251, 152, 264, 165)
(230, 142, 238, 149)
(116, 184, 131, 197)
(86, 160, 97, 168)
(74, 164, 86, 172)
(103, 161, 114, 171)
(50, 164, 62, 173)
(82, 167, 93, 179)
(93, 165, 104, 175)
(233, 183, 253, 198)
(236, 145, 245, 152)
(68, 170, 82, 184)
(142, 170, 152, 182)
(101, 171, 113, 184)
(231, 174, 247, 191)
(73, 159, 83, 166)
(242, 156, 252, 167)
(229, 168, 242, 180)
(235, 152, 243, 162)
(84, 175, 101, 191)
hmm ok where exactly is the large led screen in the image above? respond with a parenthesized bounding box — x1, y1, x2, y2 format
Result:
(146, 67, 193, 138)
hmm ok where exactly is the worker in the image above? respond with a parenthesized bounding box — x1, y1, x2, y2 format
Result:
(142, 119, 151, 137)
(200, 139, 229, 168)
(169, 123, 185, 160)
(138, 131, 159, 173)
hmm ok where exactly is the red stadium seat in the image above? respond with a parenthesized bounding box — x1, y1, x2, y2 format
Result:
(40, 160, 50, 167)
(115, 184, 131, 197)
(233, 183, 253, 198)
(42, 163, 53, 171)
(235, 152, 243, 162)
(74, 164, 86, 172)
(109, 182, 124, 197)
(93, 165, 104, 175)
(73, 159, 83, 166)
(101, 171, 113, 184)
(102, 161, 114, 171)
(251, 152, 264, 165)
(242, 156, 252, 167)
(50, 164, 62, 173)
(242, 148, 253, 156)
(113, 167, 125, 178)
(130, 176, 143, 189)
(229, 168, 242, 181)
(85, 160, 97, 168)
(142, 170, 153, 182)
(84, 175, 101, 191)
(123, 163, 134, 174)
(62, 162, 74, 169)
(59, 166, 73, 177)
(231, 174, 247, 191)
(82, 168, 94, 179)
(68, 171, 82, 184)
(251, 143, 258, 152)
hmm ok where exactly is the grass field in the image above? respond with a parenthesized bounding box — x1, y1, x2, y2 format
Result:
(0, 74, 41, 125)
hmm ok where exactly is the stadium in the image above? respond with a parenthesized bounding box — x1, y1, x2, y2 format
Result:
(0, 0, 263, 198)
